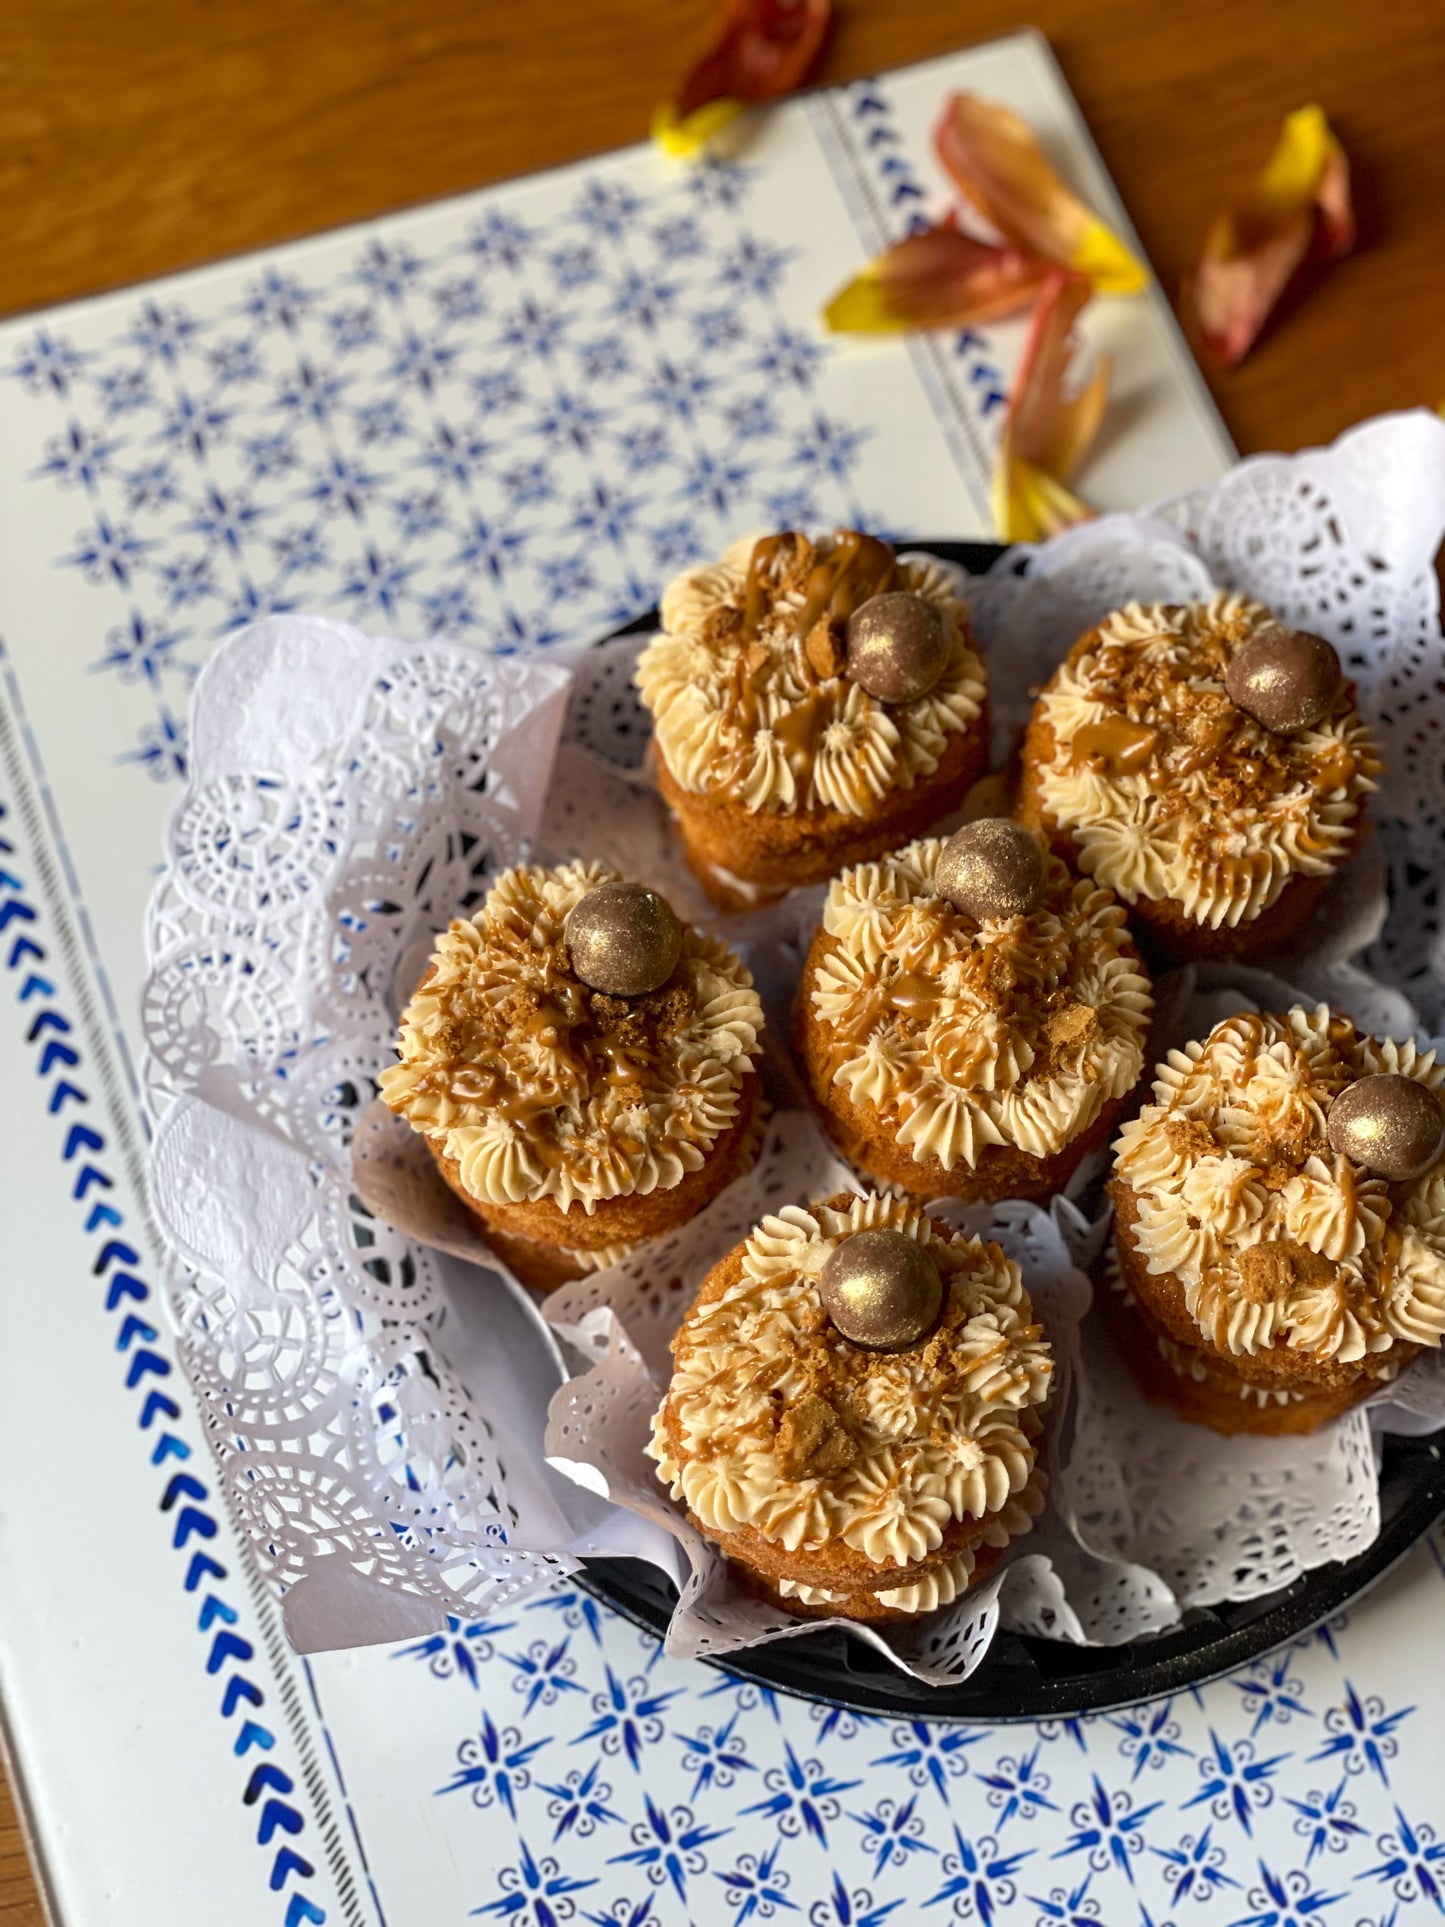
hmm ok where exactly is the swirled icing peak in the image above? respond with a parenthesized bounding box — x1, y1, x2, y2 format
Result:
(1113, 1006, 1445, 1362)
(379, 860, 763, 1214)
(647, 1192, 1054, 1574)
(1029, 593, 1379, 929)
(635, 531, 986, 817)
(810, 838, 1152, 1168)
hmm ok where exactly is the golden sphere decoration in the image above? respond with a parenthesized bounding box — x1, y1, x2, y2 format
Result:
(1326, 1073, 1445, 1182)
(1223, 627, 1342, 733)
(818, 1229, 944, 1352)
(565, 881, 682, 997)
(936, 819, 1047, 921)
(845, 592, 949, 703)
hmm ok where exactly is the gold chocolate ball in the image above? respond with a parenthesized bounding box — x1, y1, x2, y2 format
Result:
(845, 592, 949, 703)
(936, 819, 1047, 921)
(565, 881, 682, 997)
(1327, 1073, 1445, 1182)
(819, 1229, 944, 1352)
(1223, 626, 1342, 734)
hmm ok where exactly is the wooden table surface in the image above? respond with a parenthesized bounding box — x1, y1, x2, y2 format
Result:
(0, 0, 1440, 1916)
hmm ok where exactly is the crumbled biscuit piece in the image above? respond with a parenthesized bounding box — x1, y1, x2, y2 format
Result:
(805, 616, 848, 681)
(777, 1392, 858, 1479)
(1235, 1239, 1335, 1304)
(1164, 1116, 1217, 1161)
(1045, 1002, 1099, 1053)
(701, 604, 743, 645)
(641, 980, 696, 1036)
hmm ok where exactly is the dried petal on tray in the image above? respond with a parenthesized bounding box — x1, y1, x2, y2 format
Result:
(822, 215, 1050, 334)
(654, 0, 830, 159)
(935, 92, 1148, 296)
(991, 270, 1109, 542)
(1181, 104, 1355, 367)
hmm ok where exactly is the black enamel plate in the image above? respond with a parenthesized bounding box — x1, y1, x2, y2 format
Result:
(573, 538, 1445, 1723)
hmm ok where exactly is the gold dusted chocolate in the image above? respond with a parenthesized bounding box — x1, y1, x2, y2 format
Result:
(1327, 1073, 1445, 1182)
(818, 1228, 943, 1351)
(565, 881, 682, 998)
(1223, 627, 1342, 734)
(845, 591, 949, 703)
(936, 819, 1047, 921)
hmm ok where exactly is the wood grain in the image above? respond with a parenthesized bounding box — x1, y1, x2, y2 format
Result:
(0, 0, 1439, 1916)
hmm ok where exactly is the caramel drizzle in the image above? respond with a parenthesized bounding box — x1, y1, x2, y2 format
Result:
(1070, 716, 1160, 777)
(739, 529, 896, 642)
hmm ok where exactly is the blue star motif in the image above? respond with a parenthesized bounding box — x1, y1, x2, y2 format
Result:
(723, 393, 779, 442)
(240, 431, 298, 483)
(241, 266, 312, 331)
(1285, 1781, 1365, 1864)
(568, 478, 640, 548)
(1054, 1774, 1163, 1886)
(431, 274, 489, 322)
(693, 305, 749, 353)
(207, 335, 265, 385)
(122, 457, 181, 512)
(1234, 1654, 1316, 1738)
(686, 158, 754, 211)
(467, 208, 537, 271)
(441, 1710, 551, 1820)
(570, 179, 643, 240)
(391, 489, 450, 542)
(976, 1743, 1058, 1828)
(715, 233, 790, 298)
(1228, 1862, 1345, 1927)
(524, 1587, 606, 1645)
(609, 267, 678, 333)
(1152, 1824, 1240, 1903)
(608, 1796, 728, 1905)
(847, 1797, 938, 1879)
(273, 357, 350, 426)
(741, 1742, 860, 1845)
(1184, 1729, 1289, 1836)
(1309, 1682, 1413, 1784)
(125, 299, 200, 365)
(678, 445, 753, 516)
(63, 514, 150, 588)
(870, 1721, 984, 1807)
(548, 244, 600, 291)
(1363, 1807, 1445, 1913)
(472, 1839, 597, 1923)
(121, 710, 188, 782)
(93, 362, 152, 414)
(93, 609, 190, 686)
(504, 1635, 586, 1715)
(353, 237, 424, 303)
(651, 214, 704, 260)
(577, 337, 632, 383)
(614, 424, 673, 473)
(453, 510, 527, 582)
(271, 523, 329, 577)
(806, 1873, 902, 1927)
(417, 418, 495, 488)
(714, 1841, 795, 1925)
(753, 324, 826, 390)
(387, 328, 460, 395)
(536, 1759, 623, 1843)
(647, 515, 702, 570)
(327, 303, 380, 352)
(791, 412, 870, 483)
(186, 483, 264, 557)
(531, 388, 608, 455)
(1025, 1874, 1104, 1926)
(499, 297, 571, 360)
(36, 420, 120, 489)
(923, 1824, 1031, 1924)
(339, 543, 415, 618)
(393, 1612, 515, 1687)
(156, 388, 232, 461)
(418, 579, 480, 636)
(303, 449, 381, 519)
(156, 552, 217, 608)
(1108, 1701, 1192, 1780)
(639, 355, 712, 424)
(571, 1664, 681, 1772)
(675, 1713, 755, 1802)
(9, 327, 87, 396)
(353, 395, 410, 444)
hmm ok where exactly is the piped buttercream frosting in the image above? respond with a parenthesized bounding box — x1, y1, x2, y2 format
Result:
(1113, 1006, 1445, 1361)
(809, 838, 1152, 1167)
(1029, 593, 1379, 929)
(379, 860, 763, 1214)
(647, 1193, 1054, 1575)
(636, 532, 986, 817)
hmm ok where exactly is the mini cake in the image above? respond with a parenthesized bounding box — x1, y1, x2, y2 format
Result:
(1019, 594, 1379, 962)
(648, 1192, 1052, 1620)
(1108, 1006, 1445, 1435)
(379, 861, 764, 1292)
(635, 530, 989, 909)
(796, 821, 1153, 1203)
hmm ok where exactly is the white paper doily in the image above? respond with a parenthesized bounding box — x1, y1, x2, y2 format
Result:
(140, 412, 1445, 1666)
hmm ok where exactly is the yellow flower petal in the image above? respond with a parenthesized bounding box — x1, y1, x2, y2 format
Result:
(935, 94, 1147, 296)
(822, 221, 1049, 335)
(992, 272, 1108, 543)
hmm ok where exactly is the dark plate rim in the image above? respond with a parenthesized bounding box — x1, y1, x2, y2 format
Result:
(574, 536, 1445, 1723)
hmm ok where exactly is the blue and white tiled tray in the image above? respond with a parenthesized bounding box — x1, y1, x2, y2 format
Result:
(2, 27, 1441, 1927)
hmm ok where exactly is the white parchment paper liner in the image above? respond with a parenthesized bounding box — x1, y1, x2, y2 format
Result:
(141, 411, 1445, 1664)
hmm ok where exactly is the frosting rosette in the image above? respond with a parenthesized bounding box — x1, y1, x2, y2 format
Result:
(636, 531, 986, 817)
(647, 1193, 1054, 1607)
(379, 859, 763, 1214)
(806, 838, 1152, 1171)
(1023, 593, 1379, 931)
(1113, 1006, 1445, 1364)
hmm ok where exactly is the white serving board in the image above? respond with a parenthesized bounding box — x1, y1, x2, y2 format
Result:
(1, 28, 1439, 1927)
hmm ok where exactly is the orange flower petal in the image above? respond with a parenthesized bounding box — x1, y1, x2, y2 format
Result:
(1182, 105, 1355, 367)
(935, 94, 1147, 296)
(656, 0, 830, 158)
(822, 219, 1050, 334)
(992, 271, 1110, 542)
